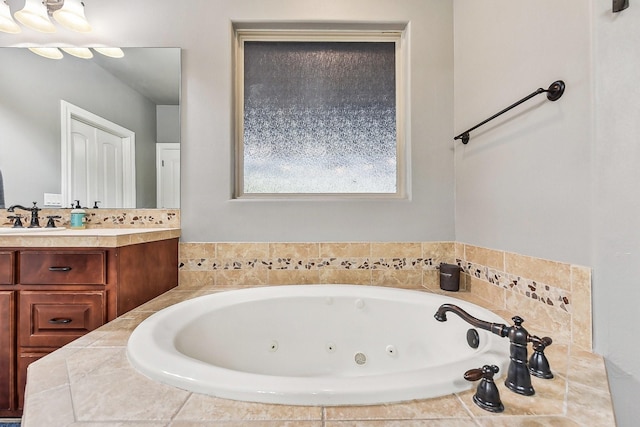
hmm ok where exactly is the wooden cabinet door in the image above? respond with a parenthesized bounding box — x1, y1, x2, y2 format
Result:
(0, 252, 14, 285)
(18, 291, 105, 348)
(0, 291, 15, 412)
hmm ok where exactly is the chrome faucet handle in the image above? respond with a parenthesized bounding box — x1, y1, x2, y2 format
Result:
(464, 365, 504, 413)
(528, 335, 554, 379)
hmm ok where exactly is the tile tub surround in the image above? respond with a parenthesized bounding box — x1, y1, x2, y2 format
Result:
(21, 286, 615, 426)
(179, 242, 592, 349)
(1, 208, 180, 229)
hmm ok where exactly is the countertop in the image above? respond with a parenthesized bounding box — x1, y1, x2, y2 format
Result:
(0, 227, 181, 248)
(21, 287, 616, 426)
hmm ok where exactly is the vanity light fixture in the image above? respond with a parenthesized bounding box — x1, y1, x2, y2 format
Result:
(0, 1, 20, 33)
(14, 0, 56, 33)
(0, 0, 92, 34)
(28, 46, 64, 59)
(61, 46, 92, 58)
(27, 46, 124, 60)
(93, 47, 124, 58)
(52, 0, 91, 32)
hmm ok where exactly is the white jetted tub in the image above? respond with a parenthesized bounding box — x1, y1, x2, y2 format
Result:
(127, 285, 510, 406)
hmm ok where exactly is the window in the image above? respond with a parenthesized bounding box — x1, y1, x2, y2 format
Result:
(234, 28, 406, 198)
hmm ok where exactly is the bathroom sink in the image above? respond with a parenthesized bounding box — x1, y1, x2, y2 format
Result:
(0, 227, 66, 234)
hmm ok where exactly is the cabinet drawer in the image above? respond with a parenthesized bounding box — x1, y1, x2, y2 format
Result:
(18, 291, 105, 348)
(0, 252, 14, 285)
(18, 251, 105, 285)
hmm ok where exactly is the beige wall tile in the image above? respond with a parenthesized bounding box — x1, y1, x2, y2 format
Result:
(422, 270, 440, 291)
(464, 245, 504, 270)
(217, 242, 270, 258)
(268, 269, 321, 285)
(319, 269, 372, 285)
(467, 276, 506, 309)
(422, 241, 455, 263)
(216, 269, 269, 288)
(505, 292, 571, 345)
(454, 242, 465, 259)
(179, 242, 216, 259)
(371, 270, 423, 289)
(269, 243, 319, 258)
(505, 252, 572, 292)
(571, 265, 593, 351)
(179, 270, 215, 289)
(320, 242, 371, 257)
(371, 242, 422, 258)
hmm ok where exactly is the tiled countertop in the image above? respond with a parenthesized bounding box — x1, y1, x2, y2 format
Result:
(21, 287, 616, 426)
(0, 227, 181, 248)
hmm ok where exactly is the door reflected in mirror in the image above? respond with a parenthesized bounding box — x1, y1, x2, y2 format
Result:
(0, 47, 181, 209)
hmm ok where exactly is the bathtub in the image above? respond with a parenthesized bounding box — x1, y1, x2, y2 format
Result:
(127, 285, 510, 406)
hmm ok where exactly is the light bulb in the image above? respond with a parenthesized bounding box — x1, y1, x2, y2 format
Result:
(61, 47, 93, 59)
(14, 0, 56, 33)
(29, 47, 64, 59)
(53, 0, 91, 33)
(0, 1, 21, 34)
(94, 47, 125, 58)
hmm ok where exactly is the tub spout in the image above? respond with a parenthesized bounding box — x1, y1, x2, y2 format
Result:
(434, 303, 508, 337)
(434, 304, 544, 396)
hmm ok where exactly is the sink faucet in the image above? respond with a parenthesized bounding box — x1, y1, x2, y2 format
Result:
(434, 303, 548, 396)
(7, 202, 41, 228)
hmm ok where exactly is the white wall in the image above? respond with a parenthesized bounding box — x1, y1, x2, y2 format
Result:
(157, 105, 180, 143)
(0, 0, 454, 242)
(593, 1, 640, 426)
(454, 0, 640, 425)
(0, 48, 158, 208)
(453, 0, 592, 266)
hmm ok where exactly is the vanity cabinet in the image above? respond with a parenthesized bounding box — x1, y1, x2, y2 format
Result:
(0, 291, 15, 414)
(0, 235, 179, 417)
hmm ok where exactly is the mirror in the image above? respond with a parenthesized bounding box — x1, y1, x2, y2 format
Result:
(0, 47, 180, 209)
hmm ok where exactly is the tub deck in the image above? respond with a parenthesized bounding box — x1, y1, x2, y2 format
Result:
(21, 286, 616, 426)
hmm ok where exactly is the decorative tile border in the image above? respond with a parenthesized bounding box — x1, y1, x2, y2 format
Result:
(1, 208, 180, 229)
(460, 260, 573, 313)
(180, 257, 440, 272)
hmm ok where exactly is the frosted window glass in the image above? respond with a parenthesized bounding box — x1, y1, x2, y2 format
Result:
(242, 41, 397, 194)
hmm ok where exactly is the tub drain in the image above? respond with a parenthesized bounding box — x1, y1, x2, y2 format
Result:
(354, 352, 367, 365)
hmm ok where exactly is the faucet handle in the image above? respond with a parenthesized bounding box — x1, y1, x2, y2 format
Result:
(45, 215, 62, 228)
(464, 365, 504, 413)
(529, 335, 554, 379)
(8, 215, 24, 228)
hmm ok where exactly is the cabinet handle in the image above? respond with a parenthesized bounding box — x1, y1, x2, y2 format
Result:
(48, 266, 72, 272)
(48, 318, 73, 324)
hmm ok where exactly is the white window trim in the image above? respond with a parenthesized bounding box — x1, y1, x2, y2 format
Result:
(233, 27, 408, 200)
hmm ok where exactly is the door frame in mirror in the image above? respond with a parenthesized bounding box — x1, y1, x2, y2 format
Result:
(61, 100, 137, 208)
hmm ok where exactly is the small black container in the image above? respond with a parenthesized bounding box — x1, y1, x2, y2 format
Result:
(438, 263, 461, 292)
